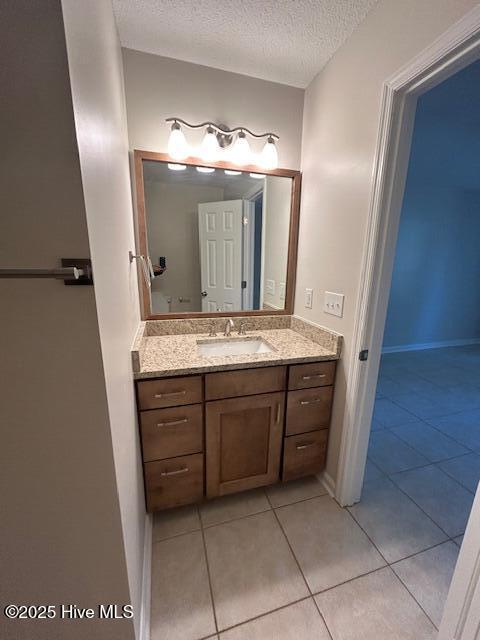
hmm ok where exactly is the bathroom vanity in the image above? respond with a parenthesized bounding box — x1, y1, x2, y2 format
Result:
(132, 319, 341, 512)
(130, 150, 341, 512)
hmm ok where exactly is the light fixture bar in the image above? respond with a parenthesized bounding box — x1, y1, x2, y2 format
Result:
(165, 118, 279, 141)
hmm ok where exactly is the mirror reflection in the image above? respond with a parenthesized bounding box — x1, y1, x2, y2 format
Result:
(143, 160, 293, 314)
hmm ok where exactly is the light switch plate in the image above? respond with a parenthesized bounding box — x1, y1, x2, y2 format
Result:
(304, 288, 313, 309)
(324, 291, 344, 317)
(279, 282, 286, 300)
(265, 279, 275, 296)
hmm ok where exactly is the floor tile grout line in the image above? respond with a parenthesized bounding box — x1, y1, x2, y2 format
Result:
(387, 458, 478, 496)
(152, 487, 329, 544)
(210, 594, 314, 637)
(264, 491, 335, 640)
(197, 503, 220, 636)
(379, 402, 480, 454)
(384, 422, 476, 458)
(387, 457, 478, 498)
(386, 470, 465, 539)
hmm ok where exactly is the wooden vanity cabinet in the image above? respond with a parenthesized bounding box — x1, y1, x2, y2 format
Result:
(136, 359, 336, 512)
(206, 391, 284, 497)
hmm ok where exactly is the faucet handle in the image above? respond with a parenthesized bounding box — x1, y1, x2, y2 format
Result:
(208, 321, 217, 337)
(238, 321, 248, 335)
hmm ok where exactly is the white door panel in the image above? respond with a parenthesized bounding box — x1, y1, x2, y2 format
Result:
(199, 200, 243, 312)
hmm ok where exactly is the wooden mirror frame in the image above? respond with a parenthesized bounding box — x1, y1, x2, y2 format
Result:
(133, 149, 301, 320)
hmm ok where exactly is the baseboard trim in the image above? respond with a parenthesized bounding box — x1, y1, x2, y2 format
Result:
(382, 338, 480, 354)
(138, 514, 153, 640)
(318, 470, 336, 498)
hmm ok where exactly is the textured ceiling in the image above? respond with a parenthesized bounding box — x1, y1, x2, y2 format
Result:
(113, 0, 378, 88)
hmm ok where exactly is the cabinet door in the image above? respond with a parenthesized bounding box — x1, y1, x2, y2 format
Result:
(206, 392, 284, 497)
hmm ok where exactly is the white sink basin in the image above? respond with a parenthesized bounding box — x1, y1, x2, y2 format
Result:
(197, 337, 273, 357)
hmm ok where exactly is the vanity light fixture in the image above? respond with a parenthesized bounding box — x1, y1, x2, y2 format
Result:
(167, 163, 187, 171)
(259, 136, 279, 170)
(224, 170, 242, 176)
(200, 126, 220, 162)
(166, 118, 279, 169)
(196, 166, 215, 173)
(231, 130, 251, 166)
(167, 121, 189, 160)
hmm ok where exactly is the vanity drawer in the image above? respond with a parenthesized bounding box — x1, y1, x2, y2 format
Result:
(288, 361, 336, 390)
(137, 375, 203, 410)
(140, 404, 203, 462)
(286, 386, 333, 435)
(282, 430, 328, 481)
(144, 453, 204, 511)
(205, 366, 286, 401)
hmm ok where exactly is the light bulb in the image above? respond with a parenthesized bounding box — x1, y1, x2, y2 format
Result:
(167, 122, 189, 160)
(231, 131, 251, 166)
(259, 136, 278, 170)
(224, 170, 242, 176)
(196, 166, 215, 173)
(249, 173, 265, 179)
(200, 126, 220, 162)
(168, 163, 186, 171)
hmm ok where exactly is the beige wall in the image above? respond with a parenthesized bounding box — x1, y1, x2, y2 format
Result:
(262, 176, 292, 310)
(61, 0, 146, 637)
(0, 1, 134, 638)
(145, 181, 224, 313)
(122, 49, 304, 170)
(295, 0, 479, 483)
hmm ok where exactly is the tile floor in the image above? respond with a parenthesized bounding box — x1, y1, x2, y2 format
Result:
(150, 346, 480, 640)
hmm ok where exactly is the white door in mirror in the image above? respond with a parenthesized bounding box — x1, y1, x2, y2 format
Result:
(198, 200, 244, 312)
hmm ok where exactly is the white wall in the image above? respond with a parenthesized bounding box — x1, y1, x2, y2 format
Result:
(296, 0, 479, 483)
(262, 176, 292, 310)
(61, 1, 146, 637)
(122, 49, 304, 170)
(0, 1, 134, 638)
(383, 63, 480, 350)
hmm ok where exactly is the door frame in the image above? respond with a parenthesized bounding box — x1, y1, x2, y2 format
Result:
(333, 5, 480, 638)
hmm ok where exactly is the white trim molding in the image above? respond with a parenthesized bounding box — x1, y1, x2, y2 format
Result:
(138, 514, 153, 640)
(332, 5, 480, 639)
(335, 3, 480, 509)
(382, 337, 480, 354)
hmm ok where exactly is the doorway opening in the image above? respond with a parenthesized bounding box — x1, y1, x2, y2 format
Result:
(353, 58, 480, 630)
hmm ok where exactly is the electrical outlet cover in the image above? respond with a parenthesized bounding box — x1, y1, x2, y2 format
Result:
(305, 288, 313, 309)
(324, 291, 344, 317)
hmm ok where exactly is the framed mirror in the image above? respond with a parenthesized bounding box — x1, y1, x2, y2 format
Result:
(133, 150, 301, 319)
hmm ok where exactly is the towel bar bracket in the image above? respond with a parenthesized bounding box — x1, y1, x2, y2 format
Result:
(0, 258, 93, 285)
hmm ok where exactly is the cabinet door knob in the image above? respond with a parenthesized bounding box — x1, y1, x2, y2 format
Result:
(201, 291, 208, 297)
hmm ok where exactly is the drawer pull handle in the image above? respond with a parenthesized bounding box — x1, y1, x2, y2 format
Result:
(156, 418, 188, 428)
(160, 467, 189, 477)
(302, 373, 326, 380)
(154, 390, 187, 399)
(296, 443, 315, 450)
(300, 398, 321, 405)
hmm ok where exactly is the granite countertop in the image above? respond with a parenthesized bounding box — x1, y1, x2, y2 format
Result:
(134, 325, 340, 379)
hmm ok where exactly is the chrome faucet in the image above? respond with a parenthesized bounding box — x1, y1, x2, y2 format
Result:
(223, 318, 234, 336)
(238, 321, 248, 336)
